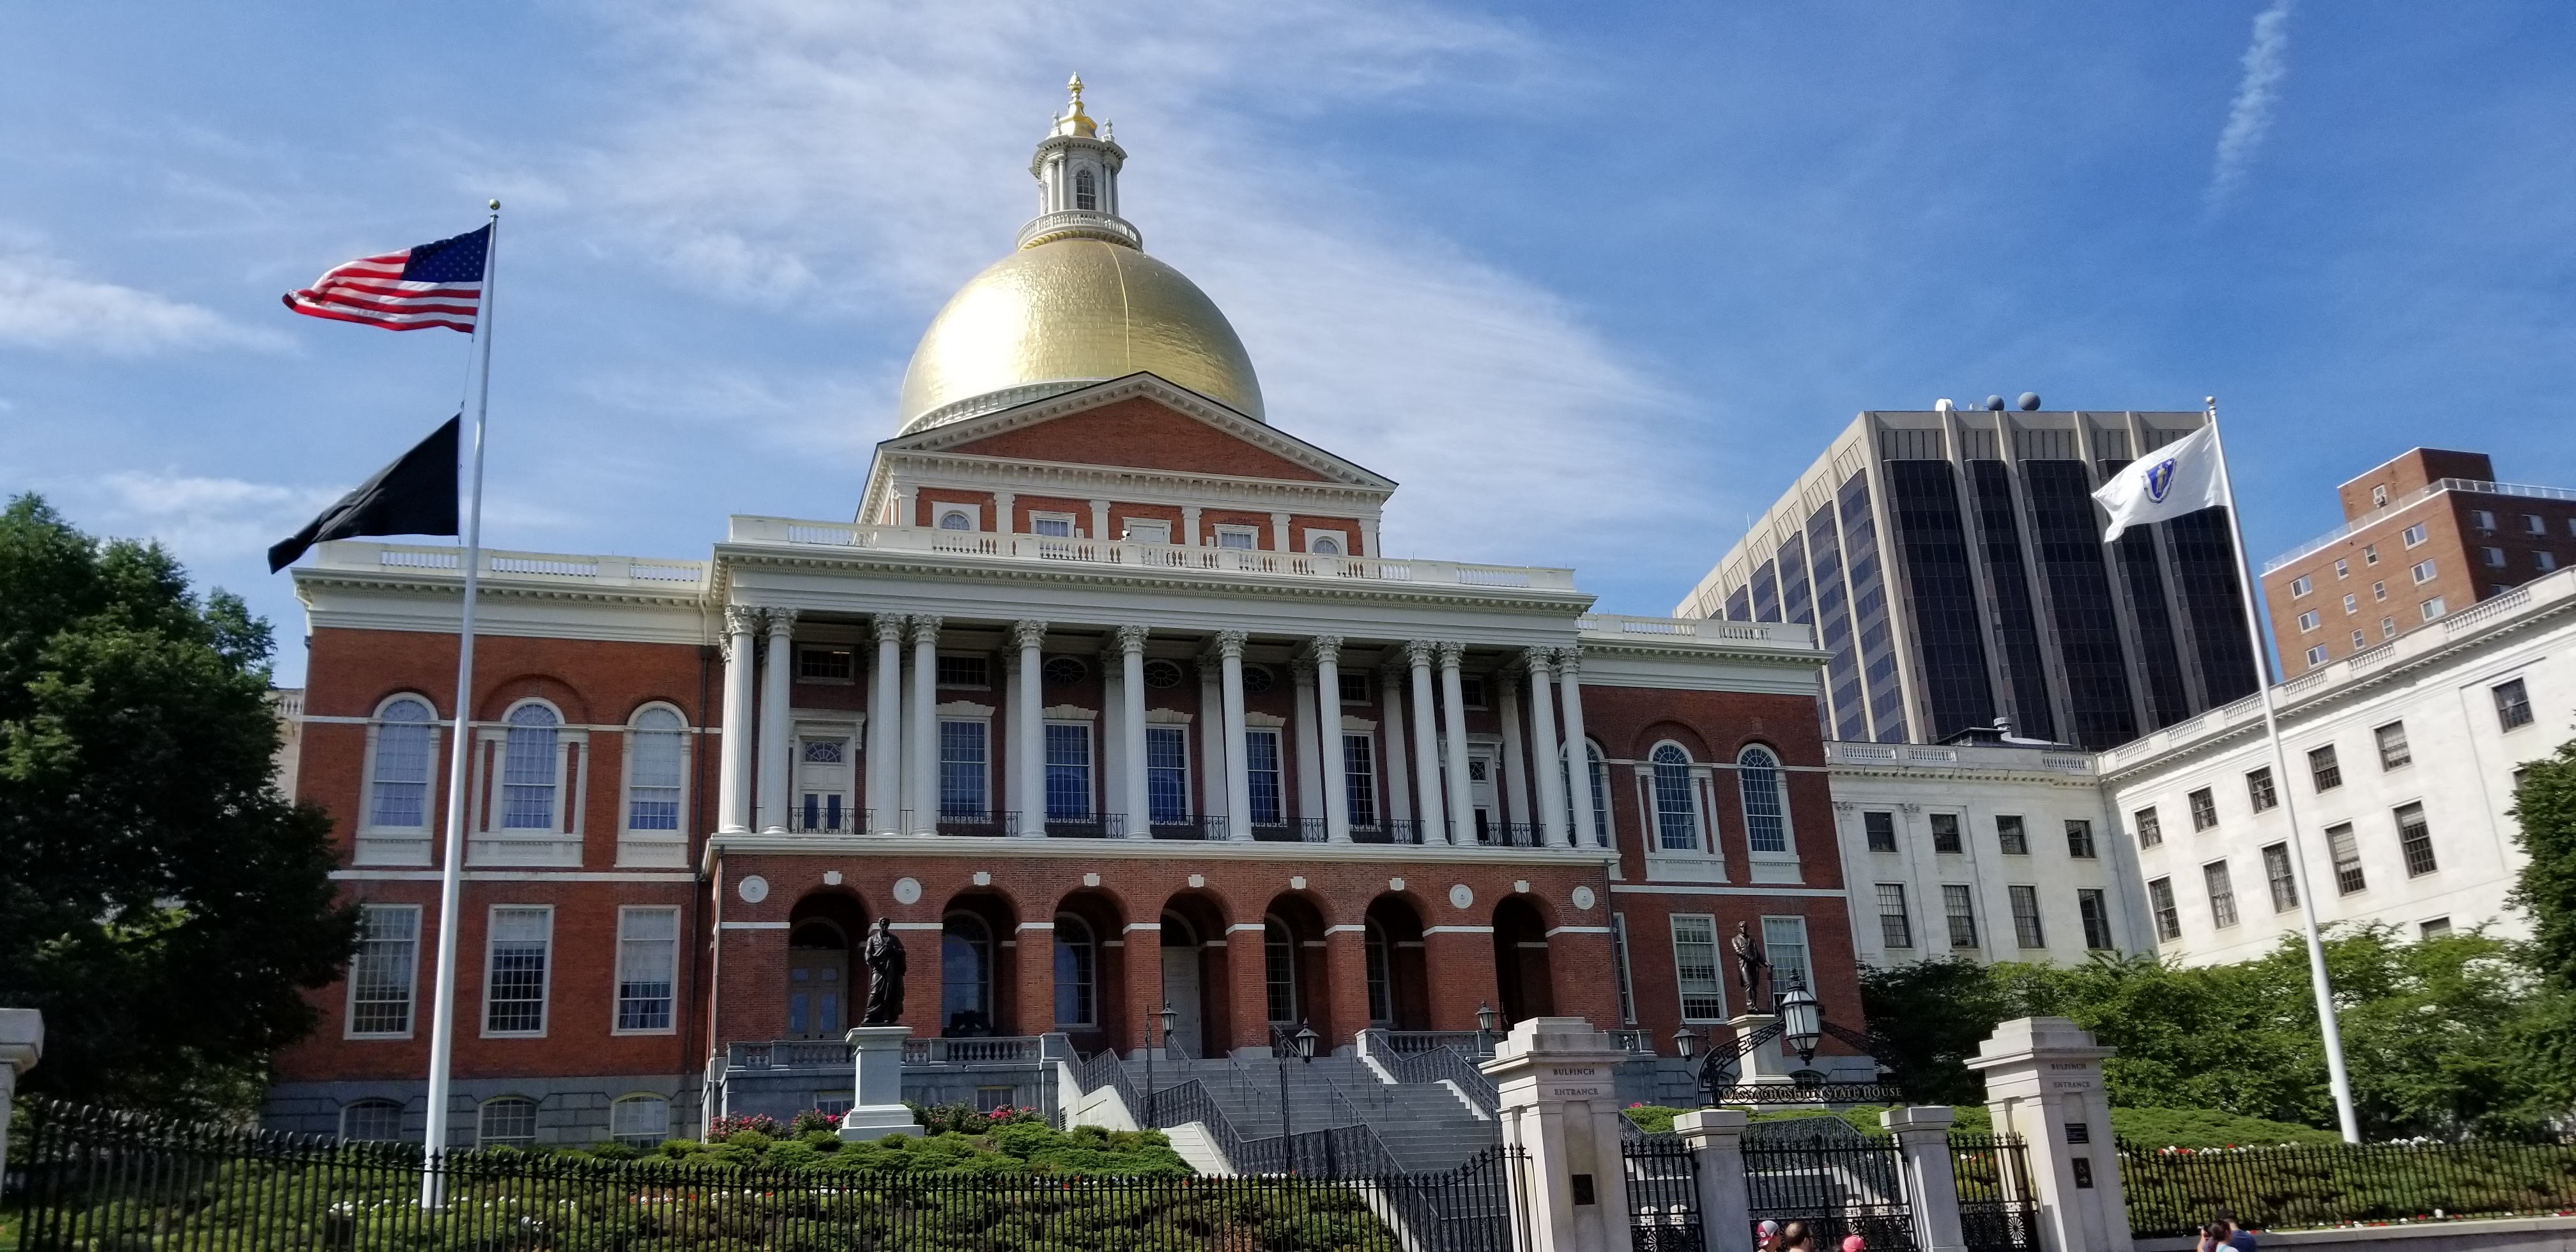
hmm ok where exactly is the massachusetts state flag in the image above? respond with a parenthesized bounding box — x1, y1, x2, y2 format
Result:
(282, 225, 487, 332)
(2093, 424, 2228, 542)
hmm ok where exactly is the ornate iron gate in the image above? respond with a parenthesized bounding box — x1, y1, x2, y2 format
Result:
(1952, 1133, 2041, 1252)
(1623, 1133, 1705, 1252)
(1743, 1122, 1918, 1252)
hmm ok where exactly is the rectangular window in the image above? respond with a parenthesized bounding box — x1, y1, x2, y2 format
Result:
(2374, 721, 2411, 770)
(2246, 767, 2277, 812)
(500, 717, 559, 830)
(2365, 544, 2380, 565)
(1997, 815, 2029, 855)
(2420, 597, 2447, 621)
(1863, 811, 1897, 853)
(2289, 575, 2312, 597)
(935, 655, 990, 688)
(2009, 885, 2046, 949)
(2296, 610, 2320, 632)
(2343, 593, 2358, 615)
(367, 719, 433, 830)
(2327, 823, 2366, 894)
(1214, 525, 1259, 549)
(1669, 915, 1726, 1021)
(1761, 917, 1814, 993)
(1653, 758, 1698, 851)
(483, 906, 552, 1035)
(2412, 559, 2437, 584)
(1031, 513, 1075, 537)
(2309, 745, 2342, 791)
(2421, 917, 2453, 940)
(2203, 861, 2239, 929)
(2373, 580, 2388, 601)
(1121, 519, 1172, 545)
(1342, 733, 1379, 827)
(2188, 788, 2218, 831)
(2335, 558, 2350, 578)
(1611, 914, 1637, 1025)
(1245, 729, 1284, 824)
(349, 905, 420, 1037)
(1044, 722, 1094, 820)
(1146, 726, 1190, 823)
(2261, 842, 2299, 912)
(2481, 547, 2507, 569)
(1459, 677, 1487, 709)
(1931, 813, 1963, 853)
(2352, 630, 2366, 650)
(2135, 806, 2163, 847)
(1876, 885, 1914, 949)
(2077, 889, 2115, 950)
(2395, 802, 2437, 877)
(2472, 510, 2497, 532)
(2494, 678, 2534, 729)
(2066, 819, 2097, 859)
(938, 720, 989, 818)
(2382, 617, 2397, 639)
(1942, 885, 1979, 949)
(2305, 645, 2330, 668)
(615, 907, 678, 1032)
(2402, 523, 2428, 547)
(2147, 878, 2180, 942)
(1337, 673, 1370, 704)
(797, 646, 852, 682)
(627, 720, 687, 833)
(2539, 552, 2559, 572)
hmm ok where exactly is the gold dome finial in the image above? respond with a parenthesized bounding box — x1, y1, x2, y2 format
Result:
(1054, 72, 1098, 139)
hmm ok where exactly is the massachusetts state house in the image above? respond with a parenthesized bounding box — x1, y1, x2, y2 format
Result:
(267, 80, 1864, 1147)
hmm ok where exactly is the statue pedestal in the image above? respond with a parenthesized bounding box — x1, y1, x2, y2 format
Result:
(838, 1025, 921, 1141)
(1727, 1013, 1798, 1085)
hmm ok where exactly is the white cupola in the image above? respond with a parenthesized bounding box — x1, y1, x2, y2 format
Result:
(1017, 74, 1140, 250)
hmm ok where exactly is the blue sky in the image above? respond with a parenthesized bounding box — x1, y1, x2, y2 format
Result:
(4, 1, 2572, 685)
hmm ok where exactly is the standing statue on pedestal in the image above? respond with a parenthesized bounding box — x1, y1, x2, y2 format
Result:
(1731, 920, 1770, 1010)
(861, 917, 906, 1027)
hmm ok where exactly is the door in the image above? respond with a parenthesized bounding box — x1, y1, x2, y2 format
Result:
(1159, 913, 1205, 1058)
(796, 735, 852, 833)
(787, 923, 848, 1039)
(1468, 747, 1499, 842)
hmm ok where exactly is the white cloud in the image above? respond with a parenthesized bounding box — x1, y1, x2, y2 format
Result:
(0, 247, 291, 356)
(540, 0, 1705, 579)
(80, 471, 340, 565)
(2207, 0, 2296, 213)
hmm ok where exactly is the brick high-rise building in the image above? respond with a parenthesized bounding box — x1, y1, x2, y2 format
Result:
(2259, 448, 2576, 673)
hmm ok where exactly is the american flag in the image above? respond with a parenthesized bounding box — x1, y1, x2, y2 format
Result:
(281, 224, 489, 332)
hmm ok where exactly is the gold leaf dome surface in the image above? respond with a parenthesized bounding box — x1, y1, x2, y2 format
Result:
(895, 237, 1264, 433)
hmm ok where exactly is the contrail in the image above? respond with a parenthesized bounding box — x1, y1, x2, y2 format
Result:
(2207, 0, 2296, 214)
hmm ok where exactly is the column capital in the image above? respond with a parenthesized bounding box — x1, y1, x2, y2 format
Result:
(1291, 657, 1317, 682)
(1305, 636, 1344, 666)
(1211, 630, 1249, 659)
(1402, 639, 1438, 668)
(724, 604, 763, 636)
(872, 613, 908, 644)
(1114, 623, 1151, 656)
(1011, 620, 1050, 650)
(1434, 640, 1465, 668)
(764, 606, 799, 636)
(1554, 647, 1584, 676)
(907, 614, 943, 644)
(1519, 648, 1556, 676)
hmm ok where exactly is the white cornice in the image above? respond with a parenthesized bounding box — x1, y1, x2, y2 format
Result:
(704, 832, 1614, 867)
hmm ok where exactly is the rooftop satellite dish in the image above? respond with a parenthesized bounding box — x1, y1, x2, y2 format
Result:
(2018, 392, 2042, 411)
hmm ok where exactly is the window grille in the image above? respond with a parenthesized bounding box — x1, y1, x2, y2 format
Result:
(1997, 814, 2029, 855)
(2147, 878, 2179, 941)
(1044, 723, 1094, 820)
(1863, 811, 1897, 852)
(797, 646, 852, 681)
(2135, 806, 2162, 847)
(2077, 889, 2114, 950)
(350, 905, 419, 1036)
(1738, 747, 1789, 852)
(2246, 767, 2277, 811)
(616, 908, 678, 1032)
(2262, 843, 2299, 912)
(479, 1098, 537, 1147)
(369, 698, 434, 828)
(484, 907, 551, 1034)
(2009, 885, 2046, 948)
(1876, 885, 1913, 949)
(2327, 823, 2366, 894)
(1365, 922, 1393, 1023)
(626, 707, 686, 832)
(610, 1096, 670, 1149)
(1943, 885, 1979, 949)
(1146, 726, 1191, 823)
(1669, 915, 1726, 1020)
(2308, 745, 2342, 791)
(1342, 734, 1378, 827)
(2394, 803, 2437, 877)
(500, 704, 560, 830)
(1264, 919, 1297, 1023)
(1245, 729, 1284, 824)
(340, 1100, 403, 1142)
(2202, 862, 2238, 929)
(1054, 915, 1096, 1026)
(2188, 788, 2218, 830)
(1762, 917, 1813, 992)
(939, 721, 988, 818)
(2494, 678, 2533, 729)
(937, 655, 990, 688)
(2066, 819, 2097, 859)
(1651, 745, 1697, 851)
(2375, 721, 2411, 770)
(1931, 812, 1963, 853)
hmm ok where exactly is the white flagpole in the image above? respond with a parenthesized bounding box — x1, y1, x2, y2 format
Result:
(2202, 397, 2363, 1144)
(420, 201, 500, 1205)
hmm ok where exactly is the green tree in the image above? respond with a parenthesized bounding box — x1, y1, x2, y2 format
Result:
(0, 494, 353, 1116)
(1857, 955, 2005, 1104)
(2508, 736, 2576, 1104)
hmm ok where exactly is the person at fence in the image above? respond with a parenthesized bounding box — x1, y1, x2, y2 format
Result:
(1777, 1219, 1816, 1252)
(2196, 1219, 2257, 1252)
(1841, 1235, 1865, 1252)
(1755, 1218, 1780, 1250)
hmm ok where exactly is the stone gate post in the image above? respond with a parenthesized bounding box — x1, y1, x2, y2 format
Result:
(0, 1009, 43, 1186)
(1967, 1017, 2131, 1252)
(1882, 1106, 1968, 1252)
(1483, 1017, 1634, 1252)
(1674, 1108, 1752, 1251)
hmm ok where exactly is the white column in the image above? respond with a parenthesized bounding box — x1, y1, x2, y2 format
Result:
(1181, 505, 1204, 547)
(1013, 620, 1046, 837)
(1405, 642, 1445, 843)
(1292, 659, 1324, 837)
(1313, 638, 1351, 842)
(1088, 498, 1111, 540)
(717, 605, 758, 833)
(1437, 642, 1473, 845)
(1101, 643, 1126, 823)
(992, 491, 1015, 533)
(907, 615, 940, 835)
(1117, 625, 1151, 837)
(1497, 669, 1531, 832)
(1268, 510, 1291, 552)
(1558, 648, 1598, 848)
(1526, 650, 1570, 846)
(758, 608, 797, 833)
(1358, 517, 1380, 558)
(889, 484, 916, 527)
(1216, 630, 1254, 841)
(867, 615, 903, 835)
(1198, 659, 1227, 827)
(1379, 662, 1413, 824)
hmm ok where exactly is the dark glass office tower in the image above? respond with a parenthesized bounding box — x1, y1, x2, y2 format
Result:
(1681, 408, 2258, 751)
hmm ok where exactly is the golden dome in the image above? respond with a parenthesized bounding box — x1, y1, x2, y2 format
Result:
(895, 236, 1265, 432)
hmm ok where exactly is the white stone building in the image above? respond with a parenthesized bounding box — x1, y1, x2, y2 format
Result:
(2101, 565, 2575, 965)
(1824, 738, 2148, 969)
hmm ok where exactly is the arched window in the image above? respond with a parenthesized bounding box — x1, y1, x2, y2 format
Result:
(1364, 919, 1392, 1025)
(1312, 535, 1343, 556)
(1053, 914, 1096, 1027)
(1738, 745, 1790, 853)
(339, 1098, 404, 1142)
(1263, 917, 1298, 1024)
(1651, 744, 1698, 851)
(479, 1096, 538, 1148)
(937, 508, 974, 531)
(1074, 167, 1096, 211)
(941, 913, 993, 1034)
(368, 697, 435, 829)
(1586, 740, 1613, 844)
(610, 1094, 670, 1148)
(625, 706, 686, 832)
(788, 920, 847, 1039)
(500, 703, 561, 829)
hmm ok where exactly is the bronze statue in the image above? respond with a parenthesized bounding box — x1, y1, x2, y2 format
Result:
(1731, 920, 1768, 1008)
(860, 917, 906, 1026)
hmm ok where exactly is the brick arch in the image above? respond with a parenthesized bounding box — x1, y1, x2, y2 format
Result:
(1629, 720, 1711, 761)
(478, 673, 590, 724)
(1491, 895, 1554, 1027)
(1363, 893, 1430, 1030)
(1049, 889, 1130, 1050)
(937, 890, 1020, 1037)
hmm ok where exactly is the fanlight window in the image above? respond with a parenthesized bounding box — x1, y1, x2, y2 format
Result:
(369, 698, 436, 828)
(626, 706, 685, 832)
(1738, 745, 1789, 853)
(500, 704, 560, 829)
(1651, 744, 1697, 851)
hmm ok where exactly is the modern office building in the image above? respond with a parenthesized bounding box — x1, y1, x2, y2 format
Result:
(2104, 563, 2573, 965)
(2258, 448, 2576, 675)
(1680, 404, 2260, 751)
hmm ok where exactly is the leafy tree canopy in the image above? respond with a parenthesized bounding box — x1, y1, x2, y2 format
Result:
(2508, 737, 2576, 1104)
(0, 494, 353, 1116)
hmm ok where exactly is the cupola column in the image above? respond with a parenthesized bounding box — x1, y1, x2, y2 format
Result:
(1292, 659, 1324, 835)
(1013, 620, 1047, 837)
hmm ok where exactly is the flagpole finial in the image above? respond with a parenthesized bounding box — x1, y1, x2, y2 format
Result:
(488, 199, 501, 211)
(2205, 395, 2218, 413)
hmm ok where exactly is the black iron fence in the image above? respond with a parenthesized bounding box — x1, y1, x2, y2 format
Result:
(1623, 1134, 1705, 1252)
(2118, 1135, 2576, 1237)
(1950, 1133, 2040, 1252)
(1743, 1126, 1918, 1252)
(6, 1097, 1528, 1251)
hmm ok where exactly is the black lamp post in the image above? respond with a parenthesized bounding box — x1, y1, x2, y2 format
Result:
(1145, 1000, 1176, 1125)
(1672, 1025, 1698, 1058)
(1475, 1001, 1498, 1056)
(1776, 985, 1823, 1063)
(1275, 1019, 1319, 1173)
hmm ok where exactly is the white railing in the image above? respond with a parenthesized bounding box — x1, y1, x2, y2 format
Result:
(2442, 586, 2533, 634)
(726, 517, 1579, 591)
(1825, 740, 2096, 774)
(2264, 478, 2576, 573)
(1574, 613, 1816, 648)
(1013, 210, 1142, 250)
(307, 541, 709, 591)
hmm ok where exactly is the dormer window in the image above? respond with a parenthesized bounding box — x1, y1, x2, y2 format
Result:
(1074, 169, 1096, 211)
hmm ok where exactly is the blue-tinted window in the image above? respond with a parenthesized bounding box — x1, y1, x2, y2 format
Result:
(1245, 730, 1283, 824)
(939, 721, 988, 818)
(1750, 560, 1781, 622)
(2165, 508, 2260, 705)
(1887, 460, 1996, 740)
(2101, 458, 2195, 729)
(1146, 726, 1190, 823)
(1966, 460, 2057, 742)
(1840, 473, 1906, 742)
(1724, 586, 1752, 622)
(1044, 722, 1092, 820)
(2022, 461, 2139, 748)
(1805, 503, 1866, 742)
